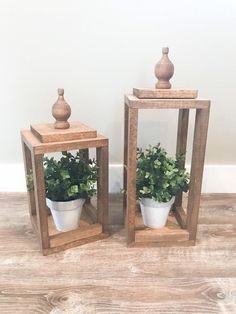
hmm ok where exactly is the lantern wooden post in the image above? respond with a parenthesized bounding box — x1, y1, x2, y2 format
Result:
(21, 123, 109, 255)
(123, 89, 210, 247)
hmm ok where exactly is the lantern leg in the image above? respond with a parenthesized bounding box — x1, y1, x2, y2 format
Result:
(123, 103, 129, 221)
(126, 107, 138, 246)
(96, 145, 109, 233)
(80, 148, 90, 205)
(80, 148, 89, 161)
(21, 141, 37, 220)
(187, 107, 210, 240)
(31, 154, 50, 253)
(174, 109, 189, 228)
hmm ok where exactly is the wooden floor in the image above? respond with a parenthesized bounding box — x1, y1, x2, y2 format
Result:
(0, 193, 236, 314)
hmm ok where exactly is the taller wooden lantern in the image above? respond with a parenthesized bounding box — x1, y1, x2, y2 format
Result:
(21, 90, 109, 255)
(123, 84, 210, 246)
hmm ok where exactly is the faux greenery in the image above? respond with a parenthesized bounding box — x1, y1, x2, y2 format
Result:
(43, 151, 97, 202)
(136, 144, 189, 202)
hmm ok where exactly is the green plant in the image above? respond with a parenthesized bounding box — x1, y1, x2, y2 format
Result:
(43, 151, 98, 202)
(136, 144, 189, 202)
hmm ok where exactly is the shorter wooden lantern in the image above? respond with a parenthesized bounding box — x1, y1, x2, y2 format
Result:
(21, 91, 108, 255)
(123, 88, 210, 247)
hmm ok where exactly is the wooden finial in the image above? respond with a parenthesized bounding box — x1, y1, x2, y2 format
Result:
(52, 88, 71, 129)
(155, 47, 174, 89)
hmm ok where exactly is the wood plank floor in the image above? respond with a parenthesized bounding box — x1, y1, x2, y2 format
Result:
(0, 193, 236, 314)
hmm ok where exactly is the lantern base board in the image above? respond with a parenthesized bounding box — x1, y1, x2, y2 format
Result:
(133, 88, 198, 99)
(31, 204, 107, 255)
(43, 233, 109, 256)
(134, 211, 190, 244)
(31, 121, 97, 143)
(128, 239, 195, 248)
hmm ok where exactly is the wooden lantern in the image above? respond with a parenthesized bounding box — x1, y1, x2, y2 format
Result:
(21, 91, 109, 255)
(123, 88, 210, 247)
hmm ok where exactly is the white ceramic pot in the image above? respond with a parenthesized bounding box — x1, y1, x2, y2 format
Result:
(46, 198, 85, 232)
(139, 196, 175, 228)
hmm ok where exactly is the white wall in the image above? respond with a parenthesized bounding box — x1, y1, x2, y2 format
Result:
(0, 0, 236, 192)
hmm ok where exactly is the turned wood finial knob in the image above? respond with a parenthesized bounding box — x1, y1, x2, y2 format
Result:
(155, 47, 174, 89)
(52, 88, 71, 129)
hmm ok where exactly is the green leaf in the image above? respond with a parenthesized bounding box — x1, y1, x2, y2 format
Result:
(68, 185, 79, 196)
(136, 143, 189, 202)
(43, 151, 98, 201)
(60, 170, 70, 180)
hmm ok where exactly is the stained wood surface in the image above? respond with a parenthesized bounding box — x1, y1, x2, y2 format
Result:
(125, 94, 210, 109)
(135, 225, 189, 242)
(174, 108, 189, 213)
(187, 107, 210, 240)
(45, 210, 103, 249)
(154, 47, 174, 89)
(31, 122, 97, 143)
(50, 224, 103, 248)
(21, 130, 108, 155)
(135, 212, 189, 244)
(174, 205, 187, 228)
(133, 88, 198, 99)
(126, 108, 138, 244)
(0, 193, 236, 313)
(96, 146, 109, 233)
(134, 212, 189, 243)
(31, 153, 50, 251)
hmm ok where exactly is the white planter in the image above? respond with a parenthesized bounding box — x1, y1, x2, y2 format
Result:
(139, 196, 175, 228)
(46, 198, 85, 232)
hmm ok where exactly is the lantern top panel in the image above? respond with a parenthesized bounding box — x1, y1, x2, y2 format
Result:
(125, 94, 210, 109)
(31, 121, 97, 143)
(133, 88, 198, 99)
(21, 124, 108, 155)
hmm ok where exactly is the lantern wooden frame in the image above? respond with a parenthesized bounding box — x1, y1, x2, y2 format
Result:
(21, 122, 109, 255)
(123, 90, 210, 247)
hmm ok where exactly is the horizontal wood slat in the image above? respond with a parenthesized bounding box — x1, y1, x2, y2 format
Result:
(135, 228, 189, 243)
(50, 223, 103, 248)
(21, 130, 108, 154)
(31, 121, 97, 143)
(125, 95, 210, 109)
(135, 212, 189, 243)
(133, 88, 198, 99)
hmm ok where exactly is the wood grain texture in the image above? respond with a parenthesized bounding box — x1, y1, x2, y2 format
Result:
(49, 224, 103, 248)
(51, 88, 71, 130)
(135, 212, 189, 243)
(96, 145, 109, 233)
(174, 205, 187, 228)
(126, 108, 138, 245)
(31, 122, 97, 143)
(174, 108, 189, 227)
(84, 202, 98, 223)
(187, 107, 210, 240)
(133, 88, 198, 99)
(125, 94, 210, 109)
(0, 193, 236, 313)
(123, 103, 129, 221)
(135, 226, 189, 242)
(21, 130, 108, 155)
(31, 154, 50, 252)
(155, 47, 174, 89)
(21, 141, 36, 217)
